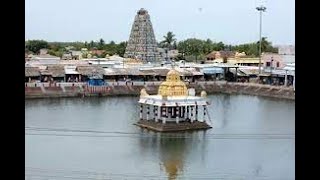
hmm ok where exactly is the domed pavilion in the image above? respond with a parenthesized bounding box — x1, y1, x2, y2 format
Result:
(136, 69, 212, 132)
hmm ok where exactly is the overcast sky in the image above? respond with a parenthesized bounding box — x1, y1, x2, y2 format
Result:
(25, 0, 295, 45)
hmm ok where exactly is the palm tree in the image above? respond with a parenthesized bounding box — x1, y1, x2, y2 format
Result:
(161, 32, 176, 50)
(98, 38, 105, 50)
(257, 37, 271, 53)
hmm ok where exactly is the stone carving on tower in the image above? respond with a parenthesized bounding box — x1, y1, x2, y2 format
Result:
(124, 8, 160, 62)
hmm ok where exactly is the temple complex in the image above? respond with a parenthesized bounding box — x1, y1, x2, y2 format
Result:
(135, 69, 212, 132)
(124, 8, 160, 62)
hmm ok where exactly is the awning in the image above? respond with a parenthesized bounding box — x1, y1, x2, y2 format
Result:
(65, 69, 79, 74)
(283, 66, 295, 71)
(201, 67, 224, 74)
(229, 68, 248, 76)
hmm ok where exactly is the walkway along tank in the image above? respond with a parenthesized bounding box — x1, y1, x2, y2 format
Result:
(135, 69, 212, 132)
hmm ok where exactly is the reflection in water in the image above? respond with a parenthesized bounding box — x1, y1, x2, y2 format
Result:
(221, 95, 231, 129)
(138, 131, 207, 180)
(159, 134, 186, 180)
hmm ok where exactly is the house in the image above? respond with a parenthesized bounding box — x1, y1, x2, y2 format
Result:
(206, 51, 218, 60)
(219, 50, 235, 59)
(90, 49, 106, 57)
(235, 52, 246, 58)
(25, 67, 40, 82)
(262, 53, 295, 69)
(76, 65, 105, 82)
(62, 53, 73, 60)
(278, 45, 295, 55)
(69, 51, 82, 60)
(206, 50, 235, 60)
(47, 65, 66, 82)
(262, 53, 282, 69)
(64, 65, 80, 82)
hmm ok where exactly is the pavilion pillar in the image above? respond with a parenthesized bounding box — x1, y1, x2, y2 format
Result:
(190, 106, 194, 123)
(186, 106, 189, 119)
(235, 68, 238, 82)
(176, 107, 179, 124)
(203, 105, 207, 122)
(195, 105, 198, 122)
(293, 73, 295, 90)
(284, 70, 288, 86)
(146, 105, 150, 120)
(153, 106, 157, 121)
(180, 107, 184, 118)
(162, 107, 167, 124)
(157, 106, 161, 122)
(139, 104, 143, 120)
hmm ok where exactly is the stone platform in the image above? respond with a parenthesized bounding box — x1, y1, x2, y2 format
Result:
(134, 120, 212, 132)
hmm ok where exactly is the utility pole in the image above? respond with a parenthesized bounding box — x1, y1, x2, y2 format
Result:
(256, 5, 266, 74)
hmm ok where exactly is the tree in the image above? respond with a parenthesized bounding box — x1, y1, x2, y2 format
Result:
(26, 40, 49, 54)
(98, 38, 105, 50)
(48, 49, 64, 58)
(104, 41, 117, 55)
(257, 37, 269, 53)
(203, 39, 213, 55)
(89, 41, 95, 49)
(177, 38, 204, 62)
(161, 31, 176, 50)
(115, 41, 127, 57)
(215, 42, 225, 51)
(172, 41, 177, 50)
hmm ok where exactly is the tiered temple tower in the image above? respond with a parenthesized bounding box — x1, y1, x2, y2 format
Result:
(124, 8, 160, 62)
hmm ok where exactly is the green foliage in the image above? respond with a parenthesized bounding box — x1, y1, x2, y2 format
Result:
(231, 37, 277, 57)
(115, 41, 127, 57)
(89, 41, 96, 49)
(26, 40, 49, 54)
(26, 36, 278, 61)
(161, 31, 177, 50)
(48, 49, 64, 58)
(177, 38, 205, 62)
(98, 38, 105, 50)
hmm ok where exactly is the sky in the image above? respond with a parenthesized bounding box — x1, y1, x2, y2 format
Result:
(25, 0, 295, 45)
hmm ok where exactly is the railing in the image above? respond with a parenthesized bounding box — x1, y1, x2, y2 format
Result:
(25, 82, 86, 87)
(25, 80, 294, 90)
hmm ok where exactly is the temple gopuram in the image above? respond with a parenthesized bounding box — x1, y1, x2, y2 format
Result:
(124, 8, 160, 62)
(136, 69, 212, 132)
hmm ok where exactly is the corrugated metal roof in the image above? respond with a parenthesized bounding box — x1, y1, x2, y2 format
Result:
(76, 66, 105, 76)
(104, 68, 128, 76)
(40, 70, 53, 76)
(64, 66, 79, 74)
(201, 67, 224, 74)
(239, 69, 259, 75)
(47, 65, 65, 77)
(229, 68, 248, 76)
(25, 67, 40, 77)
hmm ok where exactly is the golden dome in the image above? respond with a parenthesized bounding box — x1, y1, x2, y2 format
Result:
(158, 69, 188, 96)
